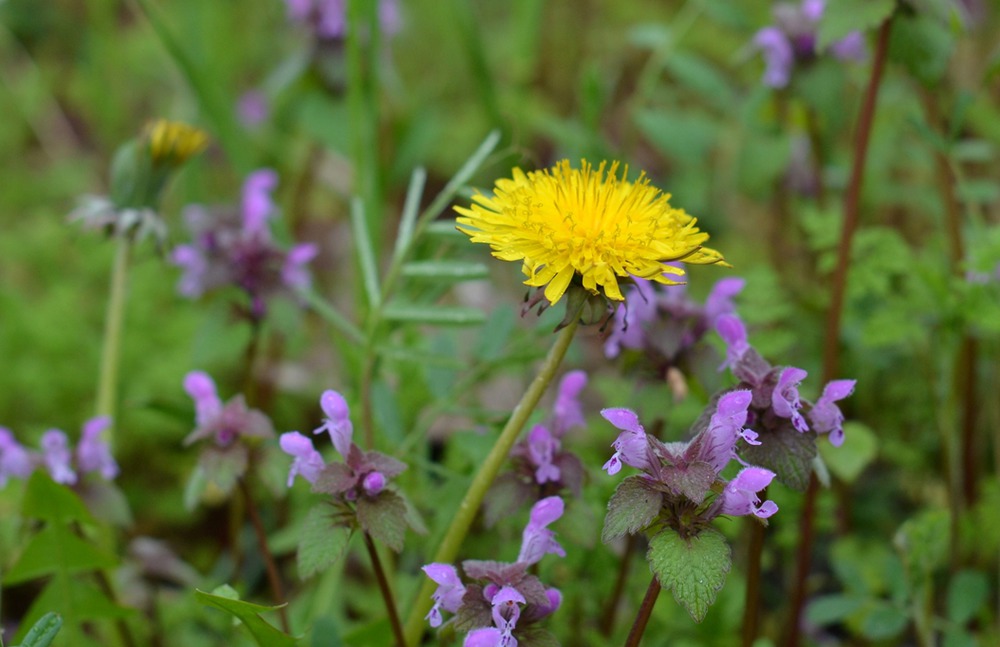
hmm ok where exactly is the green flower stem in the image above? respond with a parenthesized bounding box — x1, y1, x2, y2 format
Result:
(623, 576, 661, 647)
(402, 318, 580, 646)
(95, 237, 132, 443)
(787, 16, 894, 647)
(364, 532, 406, 647)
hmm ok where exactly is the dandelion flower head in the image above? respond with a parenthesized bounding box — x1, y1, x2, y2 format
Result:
(455, 160, 727, 304)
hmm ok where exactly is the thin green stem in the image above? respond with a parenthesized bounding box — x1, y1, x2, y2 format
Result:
(364, 532, 406, 647)
(623, 576, 661, 647)
(786, 17, 894, 647)
(96, 237, 131, 444)
(402, 319, 580, 646)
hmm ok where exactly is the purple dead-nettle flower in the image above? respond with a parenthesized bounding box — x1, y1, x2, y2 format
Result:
(601, 408, 652, 476)
(315, 389, 353, 456)
(76, 416, 119, 480)
(754, 26, 794, 88)
(772, 367, 809, 433)
(716, 313, 751, 370)
(183, 371, 274, 447)
(279, 432, 325, 486)
(424, 563, 467, 628)
(0, 427, 35, 487)
(550, 370, 587, 436)
(605, 275, 745, 369)
(306, 390, 407, 502)
(241, 169, 278, 236)
(752, 0, 866, 88)
(41, 430, 77, 485)
(285, 0, 401, 40)
(719, 467, 779, 519)
(517, 496, 566, 565)
(809, 379, 857, 446)
(526, 425, 560, 484)
(237, 90, 269, 129)
(171, 169, 318, 320)
(698, 390, 757, 473)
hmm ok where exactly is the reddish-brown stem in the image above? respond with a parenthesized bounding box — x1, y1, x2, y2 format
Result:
(741, 514, 767, 647)
(600, 534, 639, 636)
(239, 479, 291, 634)
(787, 17, 894, 647)
(624, 576, 662, 647)
(364, 532, 407, 647)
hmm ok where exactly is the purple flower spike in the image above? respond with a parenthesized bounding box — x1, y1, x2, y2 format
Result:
(0, 427, 35, 486)
(172, 244, 209, 298)
(423, 563, 466, 628)
(772, 367, 809, 432)
(538, 588, 562, 618)
(316, 390, 353, 456)
(237, 90, 269, 128)
(720, 467, 778, 518)
(465, 628, 503, 647)
(716, 314, 750, 370)
(831, 31, 866, 61)
(810, 379, 856, 446)
(754, 27, 794, 88)
(241, 169, 279, 236)
(363, 471, 386, 496)
(704, 277, 746, 323)
(76, 416, 119, 480)
(527, 425, 561, 484)
(282, 243, 319, 291)
(518, 496, 566, 565)
(601, 408, 650, 475)
(41, 430, 76, 485)
(184, 371, 222, 427)
(551, 371, 587, 436)
(702, 390, 754, 472)
(279, 431, 325, 486)
(489, 586, 525, 646)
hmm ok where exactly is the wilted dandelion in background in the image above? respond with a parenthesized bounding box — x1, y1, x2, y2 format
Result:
(456, 160, 728, 306)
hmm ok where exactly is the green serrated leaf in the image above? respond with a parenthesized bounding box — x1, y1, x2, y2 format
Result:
(382, 304, 486, 326)
(946, 569, 989, 624)
(400, 260, 489, 280)
(21, 472, 93, 524)
(4, 525, 117, 585)
(647, 527, 732, 623)
(739, 423, 818, 491)
(356, 491, 408, 552)
(602, 476, 663, 543)
(297, 506, 352, 579)
(817, 0, 895, 51)
(194, 589, 296, 647)
(818, 421, 877, 483)
(13, 612, 62, 647)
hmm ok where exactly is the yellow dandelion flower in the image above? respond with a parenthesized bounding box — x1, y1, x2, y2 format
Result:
(455, 159, 728, 305)
(145, 119, 209, 166)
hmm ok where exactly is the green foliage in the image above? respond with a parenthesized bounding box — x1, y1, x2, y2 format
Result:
(818, 421, 877, 483)
(601, 476, 663, 543)
(193, 587, 296, 647)
(10, 613, 62, 647)
(817, 0, 895, 51)
(296, 505, 352, 579)
(356, 491, 409, 552)
(739, 423, 818, 491)
(647, 527, 732, 623)
(4, 474, 129, 645)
